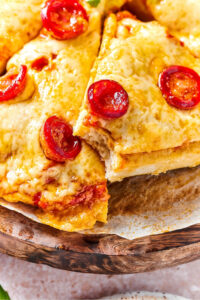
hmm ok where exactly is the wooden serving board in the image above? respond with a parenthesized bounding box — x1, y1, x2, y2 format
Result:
(0, 207, 200, 274)
(1, 167, 200, 274)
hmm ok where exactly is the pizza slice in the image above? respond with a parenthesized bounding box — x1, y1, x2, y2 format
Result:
(75, 12, 200, 182)
(0, 0, 44, 74)
(0, 0, 109, 231)
(127, 0, 200, 57)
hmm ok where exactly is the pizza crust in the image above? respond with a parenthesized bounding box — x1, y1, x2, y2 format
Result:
(129, 0, 200, 57)
(75, 13, 200, 181)
(0, 0, 43, 74)
(0, 1, 109, 231)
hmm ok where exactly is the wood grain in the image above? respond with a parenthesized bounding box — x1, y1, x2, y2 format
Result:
(0, 167, 200, 274)
(0, 205, 200, 274)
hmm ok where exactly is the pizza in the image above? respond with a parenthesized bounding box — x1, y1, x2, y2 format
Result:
(127, 0, 200, 57)
(0, 0, 115, 232)
(0, 0, 44, 74)
(1, 0, 200, 232)
(75, 12, 200, 182)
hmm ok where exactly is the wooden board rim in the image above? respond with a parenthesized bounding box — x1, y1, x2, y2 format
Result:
(0, 206, 200, 274)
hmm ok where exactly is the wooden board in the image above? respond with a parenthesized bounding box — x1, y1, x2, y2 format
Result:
(1, 167, 200, 274)
(0, 206, 200, 274)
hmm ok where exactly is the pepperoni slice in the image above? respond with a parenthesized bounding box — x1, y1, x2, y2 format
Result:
(40, 116, 81, 162)
(41, 0, 89, 40)
(0, 65, 27, 102)
(88, 80, 129, 119)
(158, 66, 200, 110)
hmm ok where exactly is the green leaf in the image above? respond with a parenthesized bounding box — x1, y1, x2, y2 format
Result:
(0, 286, 10, 300)
(86, 0, 101, 7)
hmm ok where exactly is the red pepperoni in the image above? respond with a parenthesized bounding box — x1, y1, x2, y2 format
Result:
(41, 0, 89, 40)
(40, 116, 81, 162)
(158, 65, 200, 110)
(0, 65, 27, 102)
(88, 80, 129, 119)
(31, 57, 49, 71)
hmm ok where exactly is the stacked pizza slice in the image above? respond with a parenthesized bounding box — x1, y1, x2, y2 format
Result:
(75, 8, 200, 181)
(1, 0, 200, 231)
(0, 0, 111, 231)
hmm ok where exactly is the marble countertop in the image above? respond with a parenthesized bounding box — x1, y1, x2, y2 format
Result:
(0, 254, 199, 299)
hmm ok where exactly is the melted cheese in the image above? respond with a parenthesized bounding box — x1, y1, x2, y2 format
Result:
(131, 0, 200, 57)
(0, 4, 109, 231)
(0, 0, 43, 74)
(75, 13, 200, 181)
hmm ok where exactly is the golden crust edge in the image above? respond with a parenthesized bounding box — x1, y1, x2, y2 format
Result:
(0, 198, 108, 232)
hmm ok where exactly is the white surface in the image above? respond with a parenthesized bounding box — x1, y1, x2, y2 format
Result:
(0, 254, 199, 300)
